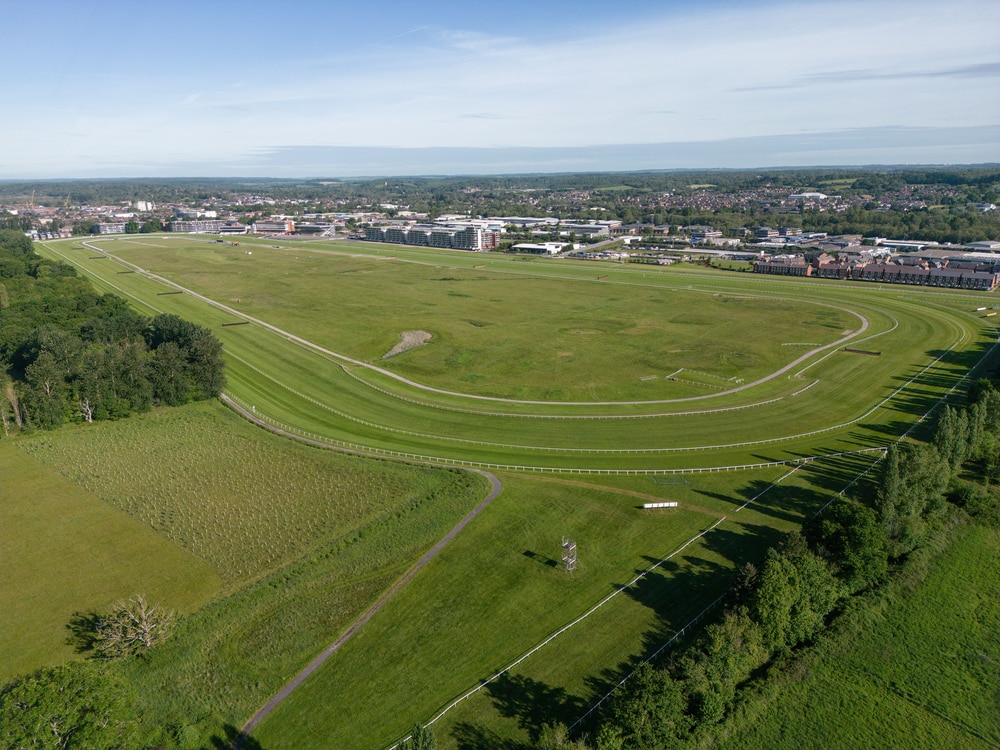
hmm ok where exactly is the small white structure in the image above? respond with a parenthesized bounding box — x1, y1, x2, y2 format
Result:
(512, 242, 565, 255)
(642, 502, 679, 509)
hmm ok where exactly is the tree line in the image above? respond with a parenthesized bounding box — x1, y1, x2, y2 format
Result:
(0, 230, 224, 434)
(534, 379, 1000, 749)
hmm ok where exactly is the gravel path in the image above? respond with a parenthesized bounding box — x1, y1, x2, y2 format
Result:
(225, 396, 502, 748)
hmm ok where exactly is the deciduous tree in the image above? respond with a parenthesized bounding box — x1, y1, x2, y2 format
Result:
(94, 594, 175, 660)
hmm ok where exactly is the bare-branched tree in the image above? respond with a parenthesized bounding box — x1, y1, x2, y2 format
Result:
(95, 594, 175, 659)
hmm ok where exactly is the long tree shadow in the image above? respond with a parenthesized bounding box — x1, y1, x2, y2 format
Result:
(582, 520, 783, 702)
(452, 721, 530, 750)
(485, 672, 586, 742)
(213, 724, 265, 750)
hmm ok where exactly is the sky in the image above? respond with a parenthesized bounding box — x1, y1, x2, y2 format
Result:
(4, 0, 999, 178)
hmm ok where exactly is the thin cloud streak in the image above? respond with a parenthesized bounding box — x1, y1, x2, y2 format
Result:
(732, 60, 1000, 92)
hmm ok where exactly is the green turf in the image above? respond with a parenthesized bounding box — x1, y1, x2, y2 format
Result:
(252, 452, 874, 749)
(35, 237, 992, 474)
(64, 236, 857, 401)
(0, 441, 219, 682)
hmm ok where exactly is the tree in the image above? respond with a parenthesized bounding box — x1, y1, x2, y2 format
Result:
(875, 444, 948, 556)
(934, 405, 969, 471)
(747, 549, 797, 651)
(124, 219, 139, 234)
(24, 349, 70, 428)
(186, 327, 225, 398)
(603, 662, 689, 748)
(538, 723, 591, 750)
(806, 499, 887, 593)
(398, 723, 437, 750)
(149, 341, 190, 406)
(0, 228, 34, 256)
(94, 594, 175, 659)
(0, 661, 140, 749)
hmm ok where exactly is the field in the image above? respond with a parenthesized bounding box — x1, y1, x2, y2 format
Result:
(8, 400, 488, 740)
(713, 522, 1000, 750)
(16, 234, 999, 747)
(0, 440, 219, 682)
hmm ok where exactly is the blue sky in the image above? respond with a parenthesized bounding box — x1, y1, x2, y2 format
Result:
(4, 0, 999, 177)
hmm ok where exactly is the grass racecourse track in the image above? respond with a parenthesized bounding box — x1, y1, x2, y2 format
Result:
(20, 235, 1000, 747)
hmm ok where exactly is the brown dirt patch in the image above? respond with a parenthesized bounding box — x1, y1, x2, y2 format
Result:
(383, 330, 432, 359)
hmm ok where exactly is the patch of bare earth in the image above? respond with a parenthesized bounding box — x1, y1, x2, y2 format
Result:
(383, 330, 432, 359)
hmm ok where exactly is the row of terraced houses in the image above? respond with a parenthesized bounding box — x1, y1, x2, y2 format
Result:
(754, 253, 1000, 291)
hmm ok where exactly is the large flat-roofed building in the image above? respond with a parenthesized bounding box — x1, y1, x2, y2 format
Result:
(91, 223, 126, 234)
(512, 242, 565, 255)
(252, 219, 295, 234)
(364, 224, 496, 250)
(558, 222, 610, 237)
(167, 220, 225, 233)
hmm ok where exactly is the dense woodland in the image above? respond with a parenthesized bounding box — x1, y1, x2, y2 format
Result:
(0, 230, 224, 434)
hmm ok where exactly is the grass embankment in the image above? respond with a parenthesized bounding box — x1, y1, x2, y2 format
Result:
(10, 400, 490, 741)
(0, 442, 219, 682)
(712, 522, 1000, 750)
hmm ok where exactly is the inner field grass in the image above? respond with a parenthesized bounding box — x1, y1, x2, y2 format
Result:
(0, 442, 219, 682)
(713, 522, 1000, 750)
(42, 238, 876, 397)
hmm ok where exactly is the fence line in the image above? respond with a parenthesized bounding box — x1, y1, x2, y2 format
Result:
(223, 321, 975, 461)
(385, 518, 728, 750)
(224, 392, 886, 475)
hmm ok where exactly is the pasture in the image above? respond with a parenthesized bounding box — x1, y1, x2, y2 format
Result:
(0, 440, 219, 682)
(21, 235, 1000, 746)
(9, 400, 489, 740)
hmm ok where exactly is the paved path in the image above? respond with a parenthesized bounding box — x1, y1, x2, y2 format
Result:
(225, 396, 503, 748)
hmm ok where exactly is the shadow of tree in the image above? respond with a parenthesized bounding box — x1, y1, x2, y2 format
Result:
(215, 724, 266, 750)
(65, 610, 101, 654)
(485, 672, 586, 742)
(452, 721, 530, 750)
